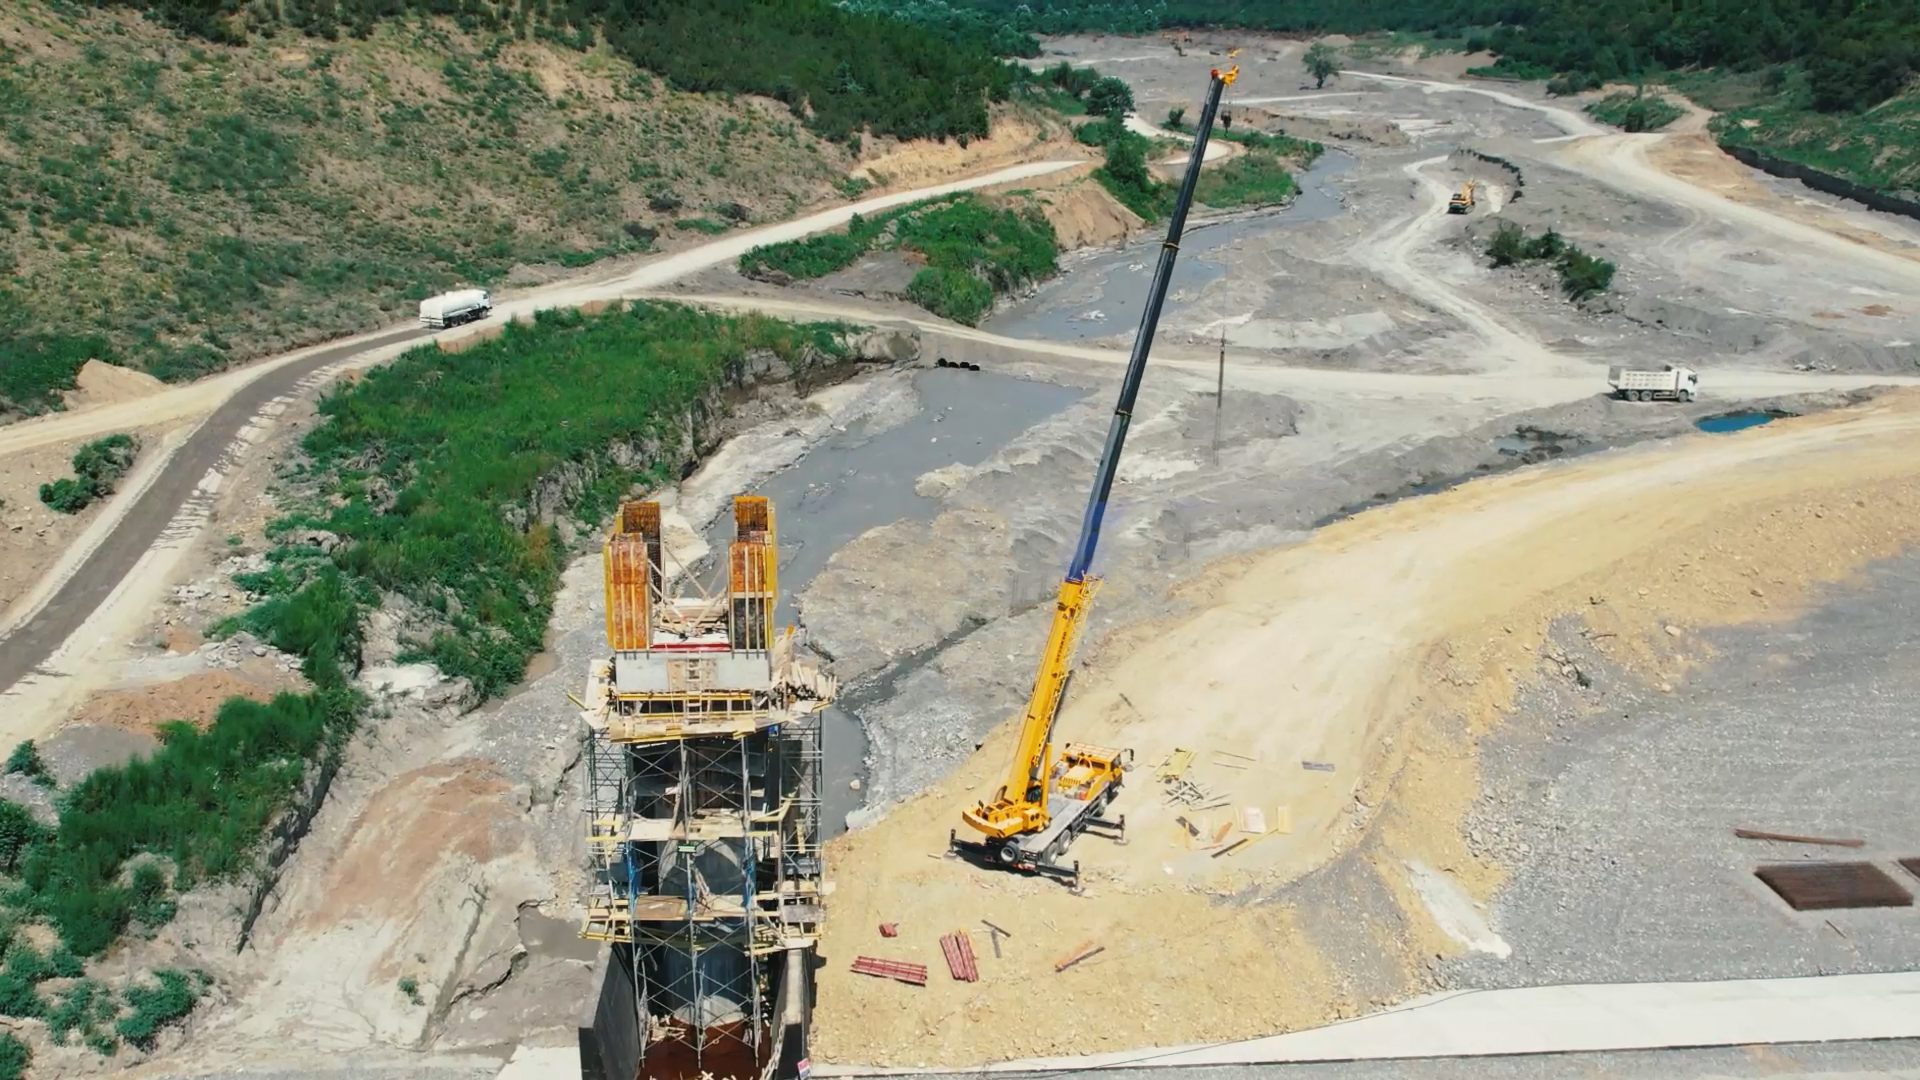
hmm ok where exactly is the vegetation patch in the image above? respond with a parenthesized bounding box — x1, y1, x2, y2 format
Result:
(1090, 122, 1172, 224)
(38, 434, 139, 514)
(1586, 90, 1683, 132)
(1195, 152, 1299, 208)
(1219, 128, 1325, 167)
(228, 302, 858, 698)
(3, 743, 52, 790)
(1708, 68, 1920, 200)
(116, 968, 210, 1051)
(1013, 62, 1130, 120)
(1485, 222, 1616, 300)
(738, 196, 1057, 325)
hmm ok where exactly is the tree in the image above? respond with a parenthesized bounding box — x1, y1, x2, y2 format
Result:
(3, 742, 49, 788)
(1102, 130, 1152, 195)
(1086, 76, 1134, 120)
(1164, 106, 1186, 130)
(1304, 42, 1341, 89)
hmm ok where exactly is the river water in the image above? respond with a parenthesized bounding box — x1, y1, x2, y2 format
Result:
(703, 366, 1086, 834)
(984, 149, 1356, 342)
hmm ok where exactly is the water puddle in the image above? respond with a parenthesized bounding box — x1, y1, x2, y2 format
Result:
(985, 150, 1356, 343)
(702, 367, 1086, 835)
(1696, 410, 1790, 433)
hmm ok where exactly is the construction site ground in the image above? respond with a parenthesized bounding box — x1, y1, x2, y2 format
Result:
(7, 28, 1920, 1080)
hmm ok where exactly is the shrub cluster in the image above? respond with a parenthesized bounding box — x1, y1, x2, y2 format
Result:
(38, 433, 138, 514)
(1485, 221, 1616, 299)
(739, 196, 1057, 325)
(1585, 90, 1684, 132)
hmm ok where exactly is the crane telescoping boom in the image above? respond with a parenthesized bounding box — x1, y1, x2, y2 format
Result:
(951, 66, 1239, 887)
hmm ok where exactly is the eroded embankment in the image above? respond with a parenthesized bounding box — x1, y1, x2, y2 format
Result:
(813, 387, 1920, 1067)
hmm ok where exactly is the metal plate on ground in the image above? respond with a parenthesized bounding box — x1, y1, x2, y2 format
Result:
(1899, 857, 1920, 882)
(1755, 862, 1914, 911)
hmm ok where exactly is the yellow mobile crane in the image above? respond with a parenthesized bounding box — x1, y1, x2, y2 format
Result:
(950, 65, 1239, 889)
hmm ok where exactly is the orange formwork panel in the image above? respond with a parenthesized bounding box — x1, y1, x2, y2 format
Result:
(604, 500, 662, 651)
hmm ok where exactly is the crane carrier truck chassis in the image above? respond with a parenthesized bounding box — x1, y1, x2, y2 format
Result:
(949, 64, 1239, 892)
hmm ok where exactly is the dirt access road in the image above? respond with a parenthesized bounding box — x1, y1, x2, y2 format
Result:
(0, 158, 1081, 743)
(794, 46, 1920, 1068)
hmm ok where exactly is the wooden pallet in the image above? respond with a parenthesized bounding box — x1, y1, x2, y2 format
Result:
(850, 956, 928, 986)
(940, 931, 979, 982)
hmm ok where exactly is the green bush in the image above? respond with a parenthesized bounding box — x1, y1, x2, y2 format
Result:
(1086, 76, 1134, 120)
(0, 1032, 25, 1080)
(906, 266, 996, 324)
(1483, 221, 1616, 300)
(0, 802, 49, 875)
(128, 863, 176, 930)
(1074, 116, 1125, 148)
(38, 477, 94, 514)
(739, 229, 876, 280)
(1586, 90, 1684, 131)
(1522, 228, 1566, 261)
(1093, 126, 1170, 223)
(26, 685, 360, 956)
(4, 742, 50, 788)
(737, 196, 1056, 325)
(1558, 249, 1617, 297)
(47, 978, 116, 1050)
(116, 968, 207, 1051)
(1546, 70, 1603, 96)
(36, 433, 138, 515)
(1486, 221, 1527, 267)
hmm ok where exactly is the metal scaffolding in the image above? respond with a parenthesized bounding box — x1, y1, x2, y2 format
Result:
(579, 496, 834, 1080)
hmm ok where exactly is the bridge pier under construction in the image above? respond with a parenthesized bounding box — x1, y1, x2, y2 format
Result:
(575, 497, 836, 1080)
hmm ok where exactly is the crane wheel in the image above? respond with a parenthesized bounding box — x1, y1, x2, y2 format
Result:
(998, 842, 1021, 865)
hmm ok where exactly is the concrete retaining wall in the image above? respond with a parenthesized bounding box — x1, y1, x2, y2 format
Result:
(579, 943, 642, 1080)
(1719, 143, 1920, 223)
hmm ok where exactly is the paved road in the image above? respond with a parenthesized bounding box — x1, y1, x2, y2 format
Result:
(0, 325, 431, 691)
(0, 159, 1083, 716)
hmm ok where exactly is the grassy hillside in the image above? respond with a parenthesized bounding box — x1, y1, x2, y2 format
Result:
(1696, 70, 1920, 200)
(0, 4, 870, 417)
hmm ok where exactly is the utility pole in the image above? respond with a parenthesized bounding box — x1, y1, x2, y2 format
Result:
(1212, 326, 1226, 463)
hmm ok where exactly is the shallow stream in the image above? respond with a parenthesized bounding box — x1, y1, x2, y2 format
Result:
(701, 367, 1086, 834)
(984, 149, 1355, 343)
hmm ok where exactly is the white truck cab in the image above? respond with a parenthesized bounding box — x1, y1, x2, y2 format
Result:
(1609, 363, 1698, 403)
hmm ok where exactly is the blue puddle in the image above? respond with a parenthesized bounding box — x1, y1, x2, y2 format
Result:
(1696, 411, 1792, 433)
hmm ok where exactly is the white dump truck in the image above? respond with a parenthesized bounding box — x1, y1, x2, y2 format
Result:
(419, 288, 493, 329)
(1609, 363, 1698, 402)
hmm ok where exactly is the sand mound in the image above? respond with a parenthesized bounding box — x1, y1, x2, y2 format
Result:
(62, 359, 164, 410)
(1003, 174, 1144, 252)
(815, 389, 1920, 1067)
(854, 107, 1089, 193)
(79, 668, 292, 736)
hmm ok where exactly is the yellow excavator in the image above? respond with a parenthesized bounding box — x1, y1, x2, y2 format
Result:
(950, 65, 1239, 890)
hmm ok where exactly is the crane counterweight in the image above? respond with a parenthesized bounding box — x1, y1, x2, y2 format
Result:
(950, 66, 1239, 889)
